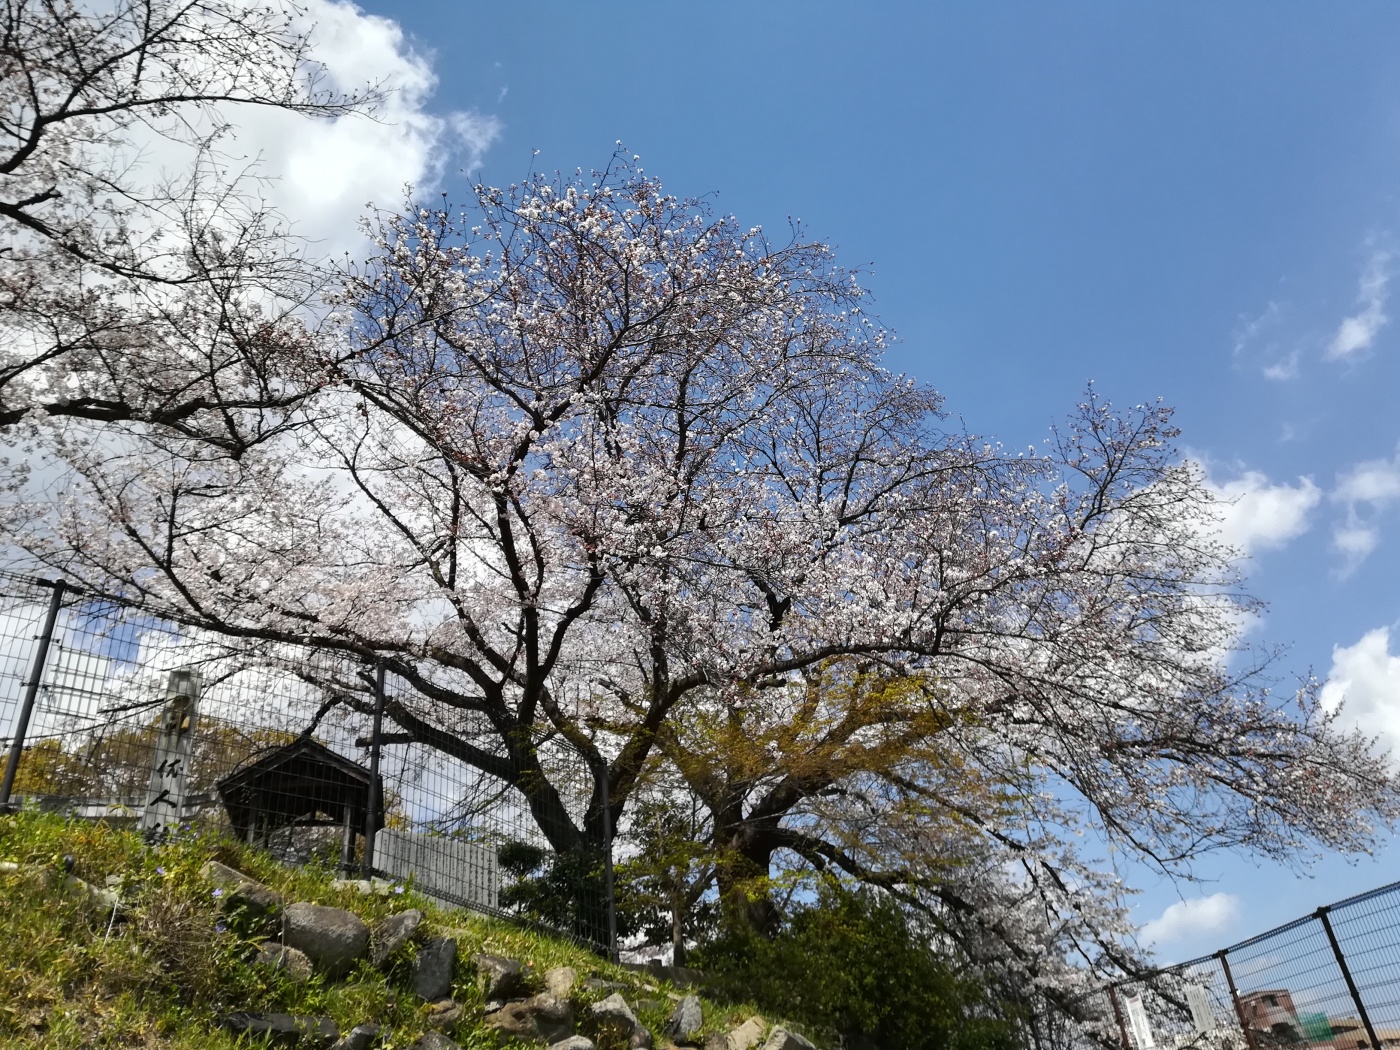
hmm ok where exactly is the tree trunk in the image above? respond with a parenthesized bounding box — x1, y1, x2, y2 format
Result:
(671, 898, 687, 966)
(714, 827, 783, 936)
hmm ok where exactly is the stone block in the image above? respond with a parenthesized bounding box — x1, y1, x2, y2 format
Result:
(412, 936, 458, 1000)
(283, 902, 370, 977)
(666, 995, 703, 1044)
(472, 951, 527, 1000)
(370, 908, 423, 966)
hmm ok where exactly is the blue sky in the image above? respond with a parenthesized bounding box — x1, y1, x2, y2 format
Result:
(325, 1, 1400, 963)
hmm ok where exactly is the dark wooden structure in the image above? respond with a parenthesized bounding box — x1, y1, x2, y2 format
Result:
(216, 737, 382, 869)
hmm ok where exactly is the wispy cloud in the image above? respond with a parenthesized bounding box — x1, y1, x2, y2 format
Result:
(1320, 626, 1400, 765)
(1331, 450, 1400, 572)
(1141, 894, 1240, 947)
(1262, 349, 1300, 381)
(1326, 248, 1392, 362)
(1233, 301, 1282, 358)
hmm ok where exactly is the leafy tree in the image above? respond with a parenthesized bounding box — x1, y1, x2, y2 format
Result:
(10, 718, 297, 799)
(696, 884, 1023, 1050)
(496, 838, 616, 947)
(9, 738, 91, 797)
(660, 661, 1007, 931)
(613, 793, 719, 965)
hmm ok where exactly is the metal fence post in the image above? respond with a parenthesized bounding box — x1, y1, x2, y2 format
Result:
(0, 578, 66, 809)
(1217, 950, 1259, 1050)
(1317, 906, 1382, 1050)
(361, 657, 385, 879)
(598, 761, 618, 963)
(1108, 986, 1132, 1050)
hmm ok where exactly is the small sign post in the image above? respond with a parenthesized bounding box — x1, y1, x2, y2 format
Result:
(139, 668, 202, 844)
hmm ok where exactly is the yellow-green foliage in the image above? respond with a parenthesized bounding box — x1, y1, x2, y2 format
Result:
(0, 809, 764, 1050)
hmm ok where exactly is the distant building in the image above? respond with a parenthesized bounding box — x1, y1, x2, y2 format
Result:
(1234, 988, 1398, 1050)
(1325, 1018, 1400, 1050)
(1239, 990, 1304, 1044)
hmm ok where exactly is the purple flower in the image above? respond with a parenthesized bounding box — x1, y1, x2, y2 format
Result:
(155, 866, 166, 876)
(393, 884, 405, 894)
(211, 887, 223, 898)
(215, 921, 228, 933)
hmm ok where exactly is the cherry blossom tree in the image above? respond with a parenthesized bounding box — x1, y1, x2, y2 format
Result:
(8, 155, 1398, 996)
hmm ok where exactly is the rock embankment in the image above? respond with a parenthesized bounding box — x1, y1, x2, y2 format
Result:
(189, 860, 818, 1050)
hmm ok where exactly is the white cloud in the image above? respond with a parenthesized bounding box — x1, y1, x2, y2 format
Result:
(1319, 627, 1400, 762)
(132, 0, 501, 260)
(1326, 249, 1391, 361)
(1332, 522, 1380, 564)
(1335, 456, 1400, 504)
(1203, 469, 1321, 555)
(1330, 450, 1400, 573)
(1140, 893, 1240, 946)
(243, 0, 501, 254)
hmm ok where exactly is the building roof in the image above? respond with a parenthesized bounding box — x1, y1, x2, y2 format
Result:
(216, 736, 383, 839)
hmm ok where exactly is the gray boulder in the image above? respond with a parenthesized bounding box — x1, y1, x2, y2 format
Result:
(329, 1024, 381, 1050)
(253, 942, 314, 982)
(726, 1017, 768, 1050)
(590, 994, 651, 1049)
(485, 1000, 541, 1041)
(425, 999, 465, 1029)
(223, 1011, 338, 1047)
(590, 992, 639, 1029)
(412, 1034, 460, 1050)
(544, 964, 578, 998)
(581, 977, 626, 993)
(283, 902, 370, 977)
(472, 952, 528, 1000)
(370, 908, 423, 966)
(412, 936, 458, 1000)
(482, 993, 574, 1042)
(62, 874, 119, 912)
(203, 860, 283, 922)
(667, 995, 704, 1044)
(549, 1039, 596, 1050)
(527, 993, 575, 1044)
(760, 1028, 816, 1050)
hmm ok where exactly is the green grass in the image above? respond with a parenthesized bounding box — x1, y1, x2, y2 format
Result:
(0, 808, 766, 1050)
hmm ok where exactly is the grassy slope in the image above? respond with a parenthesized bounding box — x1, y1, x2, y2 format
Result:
(0, 810, 766, 1050)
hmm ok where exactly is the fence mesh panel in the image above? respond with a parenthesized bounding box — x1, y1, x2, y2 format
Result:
(8, 572, 1400, 1016)
(0, 575, 613, 954)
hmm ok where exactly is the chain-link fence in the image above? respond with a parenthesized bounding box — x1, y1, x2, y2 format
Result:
(0, 571, 617, 955)
(1068, 882, 1400, 1050)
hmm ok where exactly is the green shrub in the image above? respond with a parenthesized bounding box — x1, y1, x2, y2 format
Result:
(497, 838, 617, 948)
(695, 885, 1021, 1050)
